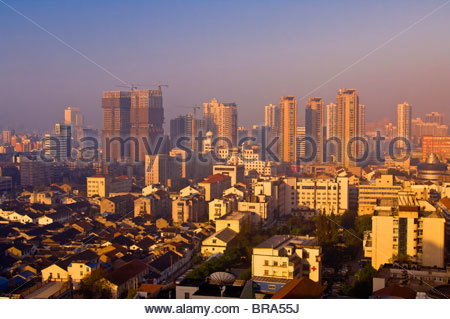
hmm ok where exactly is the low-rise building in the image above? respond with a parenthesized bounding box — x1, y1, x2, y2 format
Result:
(251, 235, 322, 295)
(208, 195, 238, 221)
(100, 194, 135, 215)
(201, 227, 238, 256)
(198, 174, 231, 202)
(172, 194, 207, 223)
(215, 211, 250, 234)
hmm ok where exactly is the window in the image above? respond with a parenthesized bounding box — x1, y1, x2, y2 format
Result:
(264, 260, 269, 266)
(268, 285, 276, 290)
(212, 239, 217, 244)
(184, 292, 190, 299)
(264, 270, 269, 276)
(273, 261, 278, 266)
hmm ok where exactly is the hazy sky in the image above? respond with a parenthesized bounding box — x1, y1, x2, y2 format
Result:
(1, 0, 449, 132)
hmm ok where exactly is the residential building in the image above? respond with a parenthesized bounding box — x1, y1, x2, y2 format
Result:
(100, 194, 135, 215)
(365, 205, 445, 270)
(212, 164, 244, 185)
(208, 195, 238, 221)
(145, 154, 173, 186)
(215, 211, 251, 234)
(397, 101, 412, 149)
(424, 112, 444, 125)
(44, 123, 71, 160)
(296, 126, 306, 163)
(305, 97, 324, 162)
(279, 95, 297, 163)
(102, 90, 131, 162)
(201, 227, 238, 256)
(134, 191, 172, 218)
(335, 88, 361, 167)
(203, 98, 238, 146)
(252, 235, 322, 294)
(198, 174, 232, 202)
(172, 194, 207, 223)
(130, 89, 164, 162)
(64, 106, 84, 141)
(422, 136, 450, 161)
(358, 175, 403, 215)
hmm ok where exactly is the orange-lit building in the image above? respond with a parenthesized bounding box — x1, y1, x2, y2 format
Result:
(422, 136, 450, 161)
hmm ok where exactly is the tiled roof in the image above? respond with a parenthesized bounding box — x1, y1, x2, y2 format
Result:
(106, 259, 149, 286)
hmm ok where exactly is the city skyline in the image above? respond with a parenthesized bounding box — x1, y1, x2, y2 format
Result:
(1, 1, 450, 131)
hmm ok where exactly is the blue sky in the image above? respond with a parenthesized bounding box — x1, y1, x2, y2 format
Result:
(1, 0, 449, 131)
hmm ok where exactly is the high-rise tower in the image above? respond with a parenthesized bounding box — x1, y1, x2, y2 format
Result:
(335, 89, 361, 167)
(203, 98, 237, 147)
(397, 101, 412, 149)
(305, 97, 324, 162)
(130, 89, 164, 162)
(102, 90, 131, 162)
(279, 95, 297, 163)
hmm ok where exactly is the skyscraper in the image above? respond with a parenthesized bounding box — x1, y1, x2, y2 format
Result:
(279, 95, 297, 163)
(130, 89, 164, 162)
(359, 104, 366, 138)
(326, 103, 337, 140)
(397, 101, 412, 149)
(170, 115, 186, 142)
(296, 126, 306, 163)
(64, 106, 84, 141)
(264, 104, 279, 137)
(335, 89, 361, 167)
(102, 90, 131, 162)
(44, 123, 71, 160)
(305, 97, 324, 162)
(170, 114, 205, 150)
(203, 98, 237, 147)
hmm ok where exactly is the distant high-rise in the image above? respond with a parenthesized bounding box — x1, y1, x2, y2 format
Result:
(170, 114, 205, 150)
(336, 89, 361, 167)
(424, 112, 444, 125)
(279, 95, 297, 163)
(397, 101, 412, 148)
(203, 98, 237, 147)
(326, 103, 337, 140)
(44, 123, 71, 160)
(102, 90, 131, 162)
(412, 117, 448, 145)
(64, 106, 84, 141)
(130, 89, 164, 162)
(296, 126, 306, 163)
(170, 115, 186, 141)
(359, 104, 366, 137)
(2, 130, 12, 145)
(145, 154, 173, 186)
(264, 104, 279, 138)
(305, 97, 324, 162)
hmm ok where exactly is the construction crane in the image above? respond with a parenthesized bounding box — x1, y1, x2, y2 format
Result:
(115, 82, 169, 92)
(116, 83, 139, 90)
(176, 105, 200, 119)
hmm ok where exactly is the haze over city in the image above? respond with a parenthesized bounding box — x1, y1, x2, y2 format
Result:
(1, 0, 450, 131)
(2, 0, 450, 307)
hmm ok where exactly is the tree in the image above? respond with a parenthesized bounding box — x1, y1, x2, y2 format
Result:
(343, 263, 376, 298)
(78, 269, 112, 299)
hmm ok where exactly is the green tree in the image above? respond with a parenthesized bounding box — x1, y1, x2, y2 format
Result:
(343, 263, 376, 298)
(78, 269, 112, 298)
